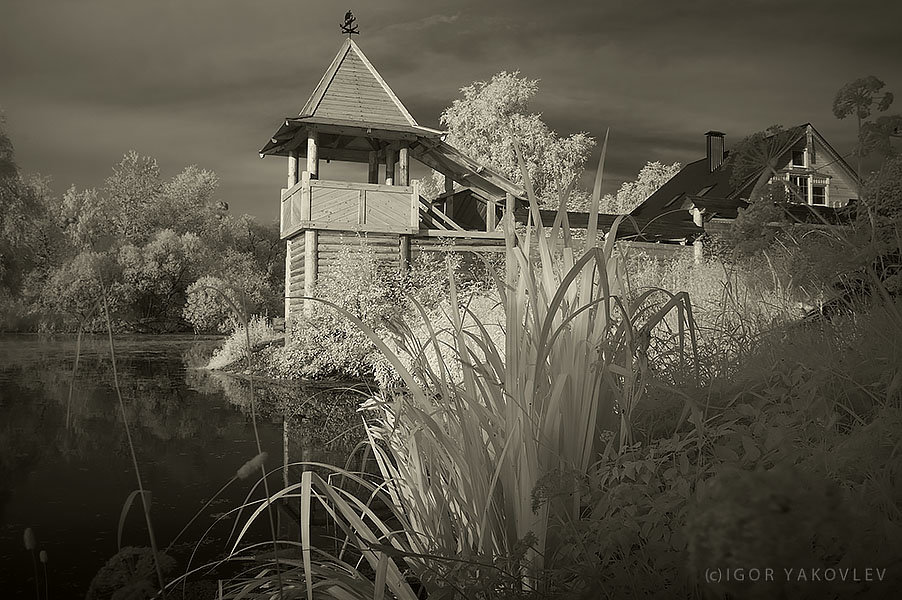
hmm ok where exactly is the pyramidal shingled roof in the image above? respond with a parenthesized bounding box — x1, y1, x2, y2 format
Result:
(299, 39, 419, 128)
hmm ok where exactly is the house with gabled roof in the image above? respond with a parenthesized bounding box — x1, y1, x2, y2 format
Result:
(629, 124, 861, 244)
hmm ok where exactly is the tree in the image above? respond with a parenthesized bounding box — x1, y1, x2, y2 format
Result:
(104, 151, 164, 243)
(1, 136, 282, 332)
(154, 165, 222, 237)
(0, 117, 61, 296)
(832, 76, 895, 176)
(38, 250, 120, 328)
(113, 230, 205, 329)
(440, 71, 595, 206)
(596, 161, 681, 214)
(861, 114, 902, 159)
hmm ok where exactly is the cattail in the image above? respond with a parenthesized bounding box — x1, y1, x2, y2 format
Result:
(40, 550, 49, 600)
(236, 452, 268, 480)
(24, 528, 39, 600)
(23, 528, 36, 551)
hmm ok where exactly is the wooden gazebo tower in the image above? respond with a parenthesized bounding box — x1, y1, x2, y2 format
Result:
(260, 33, 526, 329)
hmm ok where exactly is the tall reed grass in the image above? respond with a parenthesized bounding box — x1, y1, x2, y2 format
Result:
(209, 131, 699, 599)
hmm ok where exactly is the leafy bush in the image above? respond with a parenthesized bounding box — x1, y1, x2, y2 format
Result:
(266, 310, 375, 380)
(112, 229, 203, 330)
(265, 239, 489, 382)
(183, 252, 273, 334)
(206, 315, 280, 370)
(37, 249, 120, 330)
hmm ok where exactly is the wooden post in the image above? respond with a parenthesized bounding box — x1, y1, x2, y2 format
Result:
(505, 192, 516, 285)
(398, 145, 409, 186)
(304, 229, 317, 316)
(444, 175, 454, 218)
(486, 200, 497, 231)
(284, 238, 292, 343)
(288, 150, 299, 187)
(307, 129, 318, 179)
(367, 151, 379, 184)
(410, 180, 420, 229)
(283, 150, 300, 236)
(284, 152, 300, 343)
(385, 148, 396, 185)
(399, 236, 411, 274)
(400, 177, 417, 274)
(691, 208, 704, 264)
(300, 171, 311, 221)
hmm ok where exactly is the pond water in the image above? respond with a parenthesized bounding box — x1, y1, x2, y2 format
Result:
(0, 335, 363, 598)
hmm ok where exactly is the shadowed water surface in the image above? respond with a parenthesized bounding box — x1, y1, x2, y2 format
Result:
(0, 334, 361, 598)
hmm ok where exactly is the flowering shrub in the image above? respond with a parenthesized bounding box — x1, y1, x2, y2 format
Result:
(264, 240, 497, 382)
(206, 315, 280, 370)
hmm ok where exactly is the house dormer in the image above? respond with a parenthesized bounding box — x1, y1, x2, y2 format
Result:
(769, 124, 858, 208)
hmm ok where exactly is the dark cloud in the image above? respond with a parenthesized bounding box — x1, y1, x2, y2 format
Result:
(1, 0, 900, 220)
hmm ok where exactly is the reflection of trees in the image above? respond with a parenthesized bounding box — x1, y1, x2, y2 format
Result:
(0, 337, 242, 503)
(0, 335, 367, 534)
(187, 368, 366, 463)
(2, 335, 365, 595)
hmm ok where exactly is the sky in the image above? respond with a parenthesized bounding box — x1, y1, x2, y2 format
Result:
(2, 0, 901, 223)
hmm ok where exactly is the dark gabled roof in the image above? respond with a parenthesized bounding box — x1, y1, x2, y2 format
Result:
(630, 153, 739, 218)
(629, 123, 860, 240)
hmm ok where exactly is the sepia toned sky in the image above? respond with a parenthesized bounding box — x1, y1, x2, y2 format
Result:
(2, 0, 900, 222)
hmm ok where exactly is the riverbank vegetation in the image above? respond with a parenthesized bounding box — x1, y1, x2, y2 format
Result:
(0, 119, 283, 333)
(183, 141, 899, 598)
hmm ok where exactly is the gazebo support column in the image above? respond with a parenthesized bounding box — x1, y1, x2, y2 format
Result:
(367, 150, 379, 184)
(385, 148, 396, 185)
(304, 230, 317, 315)
(285, 150, 300, 341)
(399, 145, 411, 273)
(398, 145, 409, 186)
(444, 175, 454, 219)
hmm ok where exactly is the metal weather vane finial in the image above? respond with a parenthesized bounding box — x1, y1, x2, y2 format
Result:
(340, 10, 359, 37)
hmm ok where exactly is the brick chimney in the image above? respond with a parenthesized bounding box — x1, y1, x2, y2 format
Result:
(705, 131, 725, 172)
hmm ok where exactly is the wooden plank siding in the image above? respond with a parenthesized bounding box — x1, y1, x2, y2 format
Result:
(810, 138, 858, 206)
(286, 236, 306, 324)
(281, 177, 419, 239)
(309, 187, 359, 224)
(316, 231, 401, 280)
(284, 229, 510, 325)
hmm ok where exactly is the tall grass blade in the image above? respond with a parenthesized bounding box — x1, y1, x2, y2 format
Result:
(117, 489, 150, 553)
(98, 286, 166, 597)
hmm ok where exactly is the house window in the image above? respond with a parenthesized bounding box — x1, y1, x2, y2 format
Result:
(787, 174, 829, 205)
(664, 193, 683, 208)
(791, 149, 807, 168)
(789, 174, 809, 203)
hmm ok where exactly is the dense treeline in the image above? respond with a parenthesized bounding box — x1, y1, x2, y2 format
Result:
(0, 119, 282, 332)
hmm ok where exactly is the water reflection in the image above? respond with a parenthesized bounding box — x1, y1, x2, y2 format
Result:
(0, 335, 364, 598)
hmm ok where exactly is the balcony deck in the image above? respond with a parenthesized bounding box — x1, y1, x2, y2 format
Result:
(281, 174, 420, 239)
